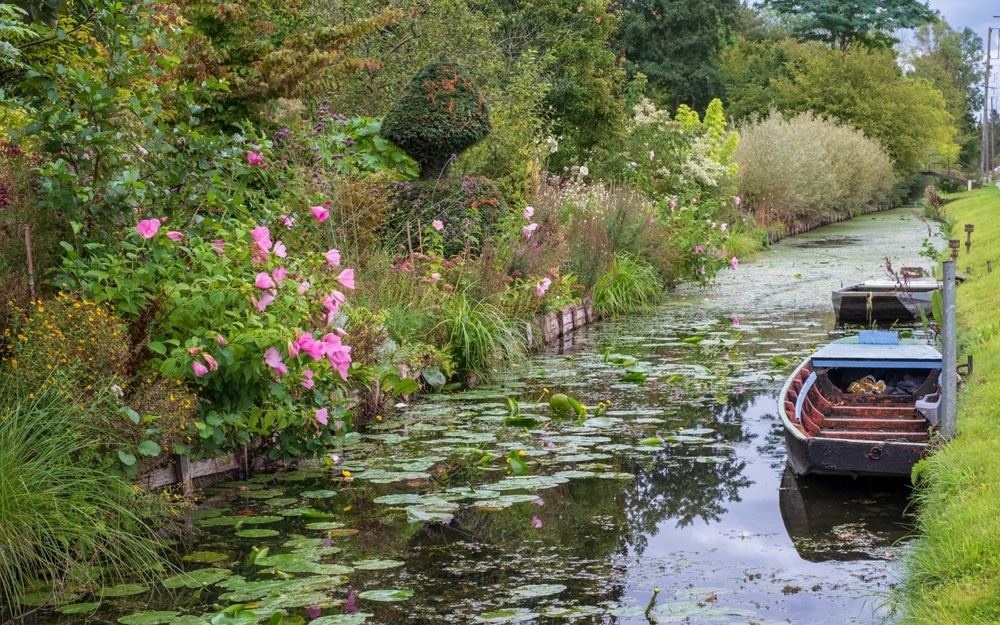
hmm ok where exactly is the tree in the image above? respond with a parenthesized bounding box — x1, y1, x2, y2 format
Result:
(618, 0, 741, 111)
(763, 0, 937, 51)
(903, 21, 984, 167)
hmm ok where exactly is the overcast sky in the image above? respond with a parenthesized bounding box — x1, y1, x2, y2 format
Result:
(926, 0, 996, 41)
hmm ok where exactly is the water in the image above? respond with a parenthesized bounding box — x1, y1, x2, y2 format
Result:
(39, 207, 937, 624)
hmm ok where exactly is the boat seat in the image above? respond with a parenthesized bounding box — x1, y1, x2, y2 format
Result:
(817, 430, 929, 442)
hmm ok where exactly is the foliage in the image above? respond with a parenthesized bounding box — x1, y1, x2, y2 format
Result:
(55, 212, 365, 461)
(763, 0, 936, 50)
(592, 252, 662, 316)
(384, 177, 510, 257)
(381, 59, 491, 180)
(733, 109, 894, 226)
(433, 290, 527, 384)
(617, 0, 741, 110)
(0, 382, 176, 618)
(717, 36, 801, 123)
(0, 3, 35, 70)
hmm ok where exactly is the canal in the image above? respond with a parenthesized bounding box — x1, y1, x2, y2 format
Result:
(45, 207, 937, 625)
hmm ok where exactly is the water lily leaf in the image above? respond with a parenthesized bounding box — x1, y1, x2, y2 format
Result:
(355, 469, 431, 483)
(308, 615, 373, 625)
(323, 529, 359, 538)
(582, 416, 618, 428)
(620, 371, 647, 383)
(422, 367, 447, 387)
(304, 521, 348, 531)
(98, 584, 149, 598)
(770, 355, 791, 367)
(195, 516, 246, 527)
(300, 489, 340, 499)
(551, 470, 595, 479)
(496, 493, 544, 504)
(162, 568, 232, 589)
(166, 617, 205, 625)
(265, 497, 299, 507)
(681, 335, 705, 344)
(181, 551, 229, 563)
(652, 600, 756, 619)
(117, 610, 180, 624)
(505, 415, 544, 428)
(240, 488, 286, 500)
(237, 515, 284, 525)
(236, 529, 281, 538)
(217, 576, 343, 602)
(540, 605, 603, 618)
(352, 558, 405, 570)
(596, 472, 636, 480)
(476, 608, 540, 623)
(509, 584, 566, 599)
(56, 602, 101, 614)
(661, 435, 712, 444)
(188, 508, 223, 520)
(406, 505, 455, 523)
(357, 589, 413, 602)
(374, 493, 452, 506)
(638, 437, 663, 446)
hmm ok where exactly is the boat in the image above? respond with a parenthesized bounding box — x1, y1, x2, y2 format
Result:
(831, 275, 941, 325)
(778, 330, 942, 478)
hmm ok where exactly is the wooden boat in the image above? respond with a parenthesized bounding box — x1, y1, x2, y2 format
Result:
(778, 331, 942, 478)
(831, 276, 941, 325)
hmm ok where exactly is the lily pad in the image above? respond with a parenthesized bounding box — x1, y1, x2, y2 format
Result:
(98, 583, 149, 598)
(540, 605, 604, 618)
(476, 608, 540, 623)
(357, 589, 413, 602)
(300, 489, 340, 499)
(509, 583, 566, 599)
(236, 528, 281, 538)
(181, 551, 229, 563)
(352, 559, 405, 570)
(305, 521, 348, 531)
(117, 611, 180, 624)
(56, 602, 101, 614)
(240, 488, 287, 499)
(162, 568, 232, 589)
(265, 497, 299, 507)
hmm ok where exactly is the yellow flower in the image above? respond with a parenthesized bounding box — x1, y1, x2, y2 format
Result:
(518, 450, 526, 456)
(341, 470, 352, 477)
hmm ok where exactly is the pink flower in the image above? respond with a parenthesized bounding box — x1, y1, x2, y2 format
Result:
(263, 347, 287, 376)
(334, 327, 348, 338)
(254, 272, 275, 289)
(288, 339, 299, 358)
(297, 281, 311, 295)
(159, 216, 169, 223)
(730, 256, 739, 270)
(734, 195, 741, 206)
(696, 266, 706, 275)
(315, 407, 329, 426)
(693, 245, 704, 253)
(296, 334, 325, 360)
(732, 316, 740, 326)
(649, 150, 655, 161)
(136, 219, 161, 239)
(723, 352, 730, 361)
(337, 268, 355, 290)
(531, 516, 542, 528)
(212, 239, 225, 256)
(737, 384, 745, 394)
(536, 277, 552, 297)
(325, 249, 341, 266)
(430, 272, 441, 283)
(522, 223, 538, 238)
(720, 223, 728, 232)
(431, 220, 444, 231)
(322, 333, 352, 381)
(216, 334, 226, 347)
(247, 151, 268, 168)
(203, 353, 218, 371)
(280, 214, 295, 228)
(523, 205, 534, 219)
(192, 361, 208, 378)
(256, 290, 275, 312)
(311, 205, 329, 222)
(251, 226, 272, 252)
(271, 266, 288, 285)
(166, 231, 183, 241)
(301, 369, 315, 389)
(273, 241, 287, 258)
(532, 497, 544, 506)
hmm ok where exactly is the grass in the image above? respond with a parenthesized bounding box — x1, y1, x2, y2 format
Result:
(898, 184, 1000, 623)
(433, 290, 528, 385)
(0, 382, 176, 619)
(592, 252, 663, 316)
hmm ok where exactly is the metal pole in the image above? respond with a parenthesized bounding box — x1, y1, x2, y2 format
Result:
(941, 260, 958, 440)
(982, 29, 995, 181)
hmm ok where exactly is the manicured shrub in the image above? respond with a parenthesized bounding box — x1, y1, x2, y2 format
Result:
(381, 59, 492, 180)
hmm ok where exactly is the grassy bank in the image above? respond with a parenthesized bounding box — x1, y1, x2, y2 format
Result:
(901, 183, 1000, 623)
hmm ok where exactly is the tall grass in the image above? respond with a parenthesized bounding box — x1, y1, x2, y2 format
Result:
(592, 252, 663, 317)
(0, 382, 175, 618)
(433, 291, 527, 384)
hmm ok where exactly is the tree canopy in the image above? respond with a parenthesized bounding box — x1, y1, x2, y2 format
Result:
(763, 0, 937, 50)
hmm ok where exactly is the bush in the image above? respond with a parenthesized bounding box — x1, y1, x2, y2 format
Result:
(733, 110, 894, 227)
(433, 291, 527, 385)
(381, 59, 492, 180)
(384, 177, 510, 257)
(592, 252, 663, 316)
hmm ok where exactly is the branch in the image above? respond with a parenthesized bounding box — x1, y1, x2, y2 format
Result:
(17, 1, 98, 51)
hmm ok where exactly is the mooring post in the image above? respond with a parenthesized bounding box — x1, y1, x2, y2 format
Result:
(965, 224, 974, 254)
(942, 260, 958, 440)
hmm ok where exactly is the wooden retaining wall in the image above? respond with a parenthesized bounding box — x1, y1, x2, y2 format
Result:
(765, 204, 897, 245)
(526, 296, 599, 348)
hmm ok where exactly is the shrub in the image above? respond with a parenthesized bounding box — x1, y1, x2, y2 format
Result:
(381, 59, 492, 180)
(0, 383, 175, 618)
(733, 110, 894, 227)
(433, 291, 527, 385)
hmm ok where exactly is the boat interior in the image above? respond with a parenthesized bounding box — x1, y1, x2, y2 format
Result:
(783, 365, 940, 442)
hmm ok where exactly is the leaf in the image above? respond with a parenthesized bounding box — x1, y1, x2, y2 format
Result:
(116, 610, 179, 624)
(148, 341, 167, 355)
(138, 440, 161, 456)
(117, 450, 137, 466)
(357, 589, 413, 602)
(162, 568, 232, 589)
(770, 356, 790, 367)
(422, 367, 447, 387)
(308, 615, 373, 625)
(681, 335, 705, 344)
(509, 584, 566, 599)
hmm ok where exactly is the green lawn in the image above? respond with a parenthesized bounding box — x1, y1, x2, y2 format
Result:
(901, 184, 1000, 624)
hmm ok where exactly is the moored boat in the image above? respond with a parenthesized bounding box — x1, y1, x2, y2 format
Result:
(778, 331, 942, 478)
(831, 276, 941, 325)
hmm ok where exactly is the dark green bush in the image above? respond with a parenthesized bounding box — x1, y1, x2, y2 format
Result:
(381, 60, 491, 180)
(384, 177, 510, 257)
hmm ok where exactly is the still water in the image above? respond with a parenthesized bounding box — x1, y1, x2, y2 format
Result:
(47, 208, 937, 625)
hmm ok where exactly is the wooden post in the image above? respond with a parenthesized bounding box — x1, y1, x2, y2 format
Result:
(988, 260, 993, 273)
(176, 454, 194, 497)
(24, 225, 36, 301)
(965, 224, 974, 254)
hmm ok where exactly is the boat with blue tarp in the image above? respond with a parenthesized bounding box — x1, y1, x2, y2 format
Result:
(778, 330, 942, 477)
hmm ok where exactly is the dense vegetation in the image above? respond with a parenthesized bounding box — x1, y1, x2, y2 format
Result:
(0, 0, 988, 617)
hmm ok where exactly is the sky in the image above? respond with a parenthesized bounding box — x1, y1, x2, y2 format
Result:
(926, 0, 996, 42)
